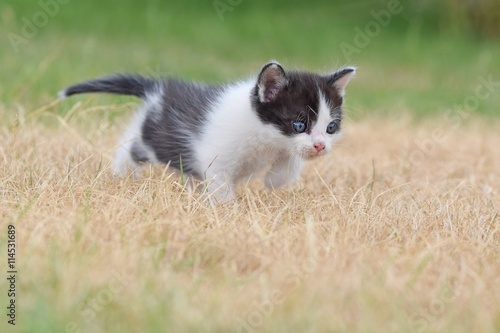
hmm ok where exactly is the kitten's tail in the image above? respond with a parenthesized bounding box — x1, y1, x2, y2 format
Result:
(58, 74, 157, 100)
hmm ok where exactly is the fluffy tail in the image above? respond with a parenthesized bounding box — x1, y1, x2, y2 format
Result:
(58, 74, 157, 99)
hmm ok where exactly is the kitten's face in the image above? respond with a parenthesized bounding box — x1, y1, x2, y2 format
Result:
(289, 88, 342, 160)
(252, 63, 355, 160)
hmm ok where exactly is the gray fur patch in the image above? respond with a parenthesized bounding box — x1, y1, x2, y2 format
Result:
(140, 79, 223, 174)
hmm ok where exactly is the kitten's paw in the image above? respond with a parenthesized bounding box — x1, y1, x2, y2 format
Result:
(264, 172, 289, 189)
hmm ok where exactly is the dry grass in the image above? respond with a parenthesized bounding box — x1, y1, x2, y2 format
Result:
(1, 103, 499, 333)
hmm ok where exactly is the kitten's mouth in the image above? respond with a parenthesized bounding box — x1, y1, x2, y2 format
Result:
(304, 150, 324, 160)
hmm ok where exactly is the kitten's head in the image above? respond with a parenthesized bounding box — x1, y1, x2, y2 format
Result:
(252, 61, 355, 160)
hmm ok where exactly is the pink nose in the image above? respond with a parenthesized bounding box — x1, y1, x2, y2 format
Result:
(313, 143, 325, 152)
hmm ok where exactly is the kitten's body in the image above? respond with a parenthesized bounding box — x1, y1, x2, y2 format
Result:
(59, 62, 355, 202)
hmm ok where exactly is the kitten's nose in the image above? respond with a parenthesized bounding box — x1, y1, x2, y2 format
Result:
(313, 143, 325, 152)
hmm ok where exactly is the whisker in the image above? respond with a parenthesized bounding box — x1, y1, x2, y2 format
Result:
(332, 143, 356, 154)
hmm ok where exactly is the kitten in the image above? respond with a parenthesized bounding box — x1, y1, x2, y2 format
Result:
(59, 61, 355, 202)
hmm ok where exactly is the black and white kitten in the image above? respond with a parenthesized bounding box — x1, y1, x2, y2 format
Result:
(59, 62, 355, 201)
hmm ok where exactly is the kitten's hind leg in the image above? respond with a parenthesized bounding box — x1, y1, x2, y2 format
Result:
(265, 155, 303, 189)
(113, 140, 152, 178)
(113, 141, 140, 177)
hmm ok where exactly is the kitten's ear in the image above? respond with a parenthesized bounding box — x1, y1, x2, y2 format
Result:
(257, 62, 288, 103)
(326, 67, 356, 97)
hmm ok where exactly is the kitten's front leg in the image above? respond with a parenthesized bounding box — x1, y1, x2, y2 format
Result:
(265, 155, 303, 189)
(205, 171, 236, 204)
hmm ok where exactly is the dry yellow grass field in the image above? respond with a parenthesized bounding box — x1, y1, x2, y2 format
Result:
(1, 101, 499, 333)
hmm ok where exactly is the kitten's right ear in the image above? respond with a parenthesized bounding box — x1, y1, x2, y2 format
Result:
(257, 62, 288, 103)
(326, 67, 356, 97)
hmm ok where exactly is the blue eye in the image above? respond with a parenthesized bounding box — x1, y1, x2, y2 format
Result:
(292, 121, 306, 133)
(326, 122, 339, 134)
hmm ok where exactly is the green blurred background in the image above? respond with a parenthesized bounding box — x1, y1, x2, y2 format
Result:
(1, 0, 499, 117)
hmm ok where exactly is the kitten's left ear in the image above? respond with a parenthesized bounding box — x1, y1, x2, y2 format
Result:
(257, 61, 288, 103)
(326, 67, 356, 97)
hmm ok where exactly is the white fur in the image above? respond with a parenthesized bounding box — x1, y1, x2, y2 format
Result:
(57, 89, 67, 100)
(146, 85, 165, 123)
